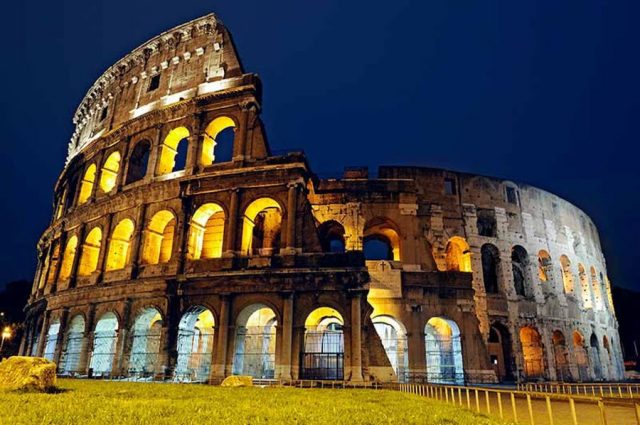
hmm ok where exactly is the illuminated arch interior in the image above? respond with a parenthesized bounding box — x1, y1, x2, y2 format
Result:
(363, 218, 401, 261)
(90, 312, 119, 375)
(43, 319, 61, 361)
(58, 236, 78, 280)
(105, 219, 134, 271)
(424, 317, 464, 384)
(560, 255, 574, 294)
(187, 203, 225, 260)
(302, 307, 345, 380)
(537, 250, 552, 282)
(99, 151, 121, 193)
(77, 164, 97, 205)
(60, 315, 85, 375)
(142, 210, 176, 265)
(232, 304, 277, 379)
(77, 227, 102, 276)
(445, 236, 471, 272)
(201, 116, 236, 166)
(520, 326, 544, 379)
(241, 198, 282, 256)
(372, 315, 408, 381)
(176, 306, 215, 382)
(129, 308, 163, 375)
(157, 127, 190, 175)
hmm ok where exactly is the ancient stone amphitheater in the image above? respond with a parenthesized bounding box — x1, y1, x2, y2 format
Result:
(21, 14, 623, 384)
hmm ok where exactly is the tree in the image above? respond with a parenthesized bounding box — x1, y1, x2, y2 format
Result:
(0, 280, 31, 358)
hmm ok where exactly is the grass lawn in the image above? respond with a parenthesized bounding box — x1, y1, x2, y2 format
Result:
(0, 379, 510, 425)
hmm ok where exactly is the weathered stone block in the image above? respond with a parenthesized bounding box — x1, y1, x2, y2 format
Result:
(220, 375, 253, 387)
(0, 356, 57, 391)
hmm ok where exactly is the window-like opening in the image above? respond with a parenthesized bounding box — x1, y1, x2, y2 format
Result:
(201, 116, 236, 166)
(590, 333, 602, 379)
(77, 164, 97, 205)
(301, 307, 344, 380)
(477, 209, 497, 237)
(105, 219, 135, 271)
(444, 178, 456, 195)
(487, 323, 513, 382)
(157, 127, 190, 175)
(241, 198, 282, 256)
(65, 175, 79, 211)
(45, 241, 61, 284)
(175, 307, 215, 382)
(560, 255, 574, 294)
(511, 245, 529, 297)
(506, 186, 518, 204)
(363, 217, 401, 261)
(444, 236, 471, 272)
(43, 320, 61, 361)
(125, 140, 151, 185)
(77, 227, 102, 276)
(142, 210, 176, 265)
(552, 330, 571, 381)
(318, 220, 346, 253)
(148, 74, 160, 92)
(372, 315, 408, 382)
(232, 304, 277, 379)
(424, 317, 464, 384)
(520, 326, 544, 379)
(59, 315, 85, 375)
(129, 308, 163, 377)
(481, 243, 500, 294)
(58, 236, 78, 280)
(572, 331, 589, 381)
(99, 152, 121, 193)
(537, 250, 552, 282)
(100, 106, 108, 122)
(187, 203, 226, 260)
(89, 312, 119, 377)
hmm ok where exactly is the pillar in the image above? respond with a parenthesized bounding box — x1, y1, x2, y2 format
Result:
(277, 292, 294, 379)
(68, 224, 86, 289)
(283, 182, 298, 255)
(163, 290, 180, 377)
(35, 311, 51, 358)
(53, 308, 70, 365)
(223, 189, 239, 256)
(96, 213, 113, 281)
(350, 292, 364, 382)
(211, 295, 230, 380)
(113, 299, 133, 376)
(78, 304, 96, 374)
(233, 104, 250, 161)
(129, 204, 148, 276)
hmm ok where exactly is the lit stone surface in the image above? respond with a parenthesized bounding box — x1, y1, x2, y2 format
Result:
(0, 356, 57, 391)
(221, 375, 253, 387)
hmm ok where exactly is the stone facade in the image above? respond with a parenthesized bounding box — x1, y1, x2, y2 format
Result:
(21, 14, 623, 384)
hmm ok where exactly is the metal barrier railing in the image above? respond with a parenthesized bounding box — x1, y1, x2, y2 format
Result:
(518, 382, 640, 398)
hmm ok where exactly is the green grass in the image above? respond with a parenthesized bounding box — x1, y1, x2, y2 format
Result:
(0, 379, 510, 425)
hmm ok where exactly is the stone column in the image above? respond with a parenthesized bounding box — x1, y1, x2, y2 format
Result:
(96, 213, 113, 281)
(277, 292, 294, 379)
(114, 299, 133, 377)
(291, 325, 303, 380)
(79, 304, 96, 375)
(408, 305, 426, 378)
(350, 292, 364, 382)
(163, 290, 180, 377)
(53, 308, 70, 365)
(211, 295, 230, 380)
(233, 104, 250, 161)
(283, 183, 298, 255)
(223, 189, 239, 256)
(68, 224, 86, 289)
(51, 231, 68, 294)
(35, 311, 51, 358)
(129, 204, 148, 276)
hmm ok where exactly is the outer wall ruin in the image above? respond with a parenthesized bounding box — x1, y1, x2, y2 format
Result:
(21, 14, 623, 384)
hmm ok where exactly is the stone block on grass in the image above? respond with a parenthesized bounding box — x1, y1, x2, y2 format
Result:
(220, 375, 253, 387)
(0, 356, 57, 391)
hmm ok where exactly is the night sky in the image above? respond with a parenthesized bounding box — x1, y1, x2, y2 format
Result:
(1, 1, 638, 290)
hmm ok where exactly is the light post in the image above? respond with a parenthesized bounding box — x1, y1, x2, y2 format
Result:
(0, 326, 12, 355)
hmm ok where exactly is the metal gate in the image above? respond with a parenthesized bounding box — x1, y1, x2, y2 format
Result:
(89, 331, 118, 376)
(232, 326, 276, 379)
(425, 334, 464, 384)
(59, 332, 84, 375)
(300, 330, 344, 380)
(128, 329, 162, 378)
(175, 328, 214, 382)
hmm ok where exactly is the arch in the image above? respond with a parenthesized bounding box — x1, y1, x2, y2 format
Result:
(58, 236, 78, 280)
(424, 317, 464, 384)
(559, 255, 574, 294)
(481, 244, 500, 294)
(241, 198, 282, 256)
(77, 164, 97, 205)
(302, 307, 344, 380)
(125, 140, 151, 184)
(572, 331, 589, 381)
(60, 315, 86, 375)
(157, 126, 190, 175)
(372, 315, 408, 382)
(476, 210, 497, 237)
(128, 307, 163, 377)
(99, 151, 121, 193)
(77, 227, 102, 276)
(445, 236, 472, 272)
(363, 217, 401, 261)
(487, 323, 513, 382)
(590, 333, 603, 379)
(552, 330, 571, 381)
(511, 245, 529, 297)
(520, 326, 544, 379)
(578, 264, 592, 309)
(105, 219, 135, 271)
(89, 312, 119, 376)
(318, 220, 346, 253)
(590, 267, 603, 309)
(43, 319, 61, 361)
(142, 210, 176, 265)
(45, 240, 61, 285)
(232, 304, 277, 379)
(537, 250, 552, 282)
(187, 203, 226, 260)
(201, 116, 236, 166)
(175, 306, 215, 382)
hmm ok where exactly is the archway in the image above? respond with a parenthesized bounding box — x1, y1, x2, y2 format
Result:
(128, 308, 163, 378)
(77, 227, 102, 277)
(125, 140, 151, 184)
(559, 255, 574, 294)
(201, 116, 236, 166)
(157, 127, 190, 175)
(552, 330, 571, 382)
(58, 236, 78, 280)
(590, 333, 603, 380)
(59, 315, 85, 375)
(187, 203, 225, 260)
(511, 246, 529, 297)
(538, 250, 552, 283)
(141, 210, 176, 264)
(445, 237, 471, 272)
(99, 151, 121, 193)
(520, 326, 544, 379)
(301, 307, 344, 380)
(241, 198, 282, 256)
(105, 219, 135, 271)
(363, 218, 400, 261)
(372, 315, 408, 382)
(487, 323, 513, 382)
(318, 220, 346, 253)
(78, 164, 97, 205)
(43, 319, 61, 361)
(175, 306, 215, 382)
(424, 317, 464, 384)
(232, 304, 277, 379)
(89, 312, 119, 376)
(572, 331, 589, 382)
(481, 244, 500, 294)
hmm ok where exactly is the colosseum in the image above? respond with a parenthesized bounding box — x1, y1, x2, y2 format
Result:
(20, 14, 624, 384)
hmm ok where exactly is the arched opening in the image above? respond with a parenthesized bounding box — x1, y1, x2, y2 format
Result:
(60, 315, 85, 375)
(537, 250, 552, 283)
(511, 245, 529, 297)
(141, 210, 176, 265)
(105, 219, 135, 271)
(89, 312, 119, 376)
(77, 164, 97, 205)
(201, 116, 236, 166)
(45, 241, 61, 285)
(603, 336, 611, 371)
(241, 198, 282, 256)
(29, 321, 42, 357)
(481, 244, 500, 294)
(232, 304, 277, 379)
(445, 237, 472, 272)
(125, 140, 151, 184)
(591, 267, 603, 309)
(520, 326, 544, 379)
(424, 317, 464, 384)
(175, 306, 215, 382)
(372, 315, 408, 382)
(560, 255, 574, 294)
(43, 319, 61, 361)
(58, 236, 78, 280)
(552, 330, 571, 382)
(476, 210, 497, 237)
(187, 203, 225, 260)
(487, 323, 513, 382)
(301, 307, 344, 380)
(157, 127, 190, 175)
(578, 264, 592, 309)
(590, 333, 603, 379)
(99, 151, 121, 193)
(77, 227, 102, 277)
(573, 331, 589, 381)
(363, 218, 400, 261)
(318, 220, 346, 253)
(128, 308, 163, 378)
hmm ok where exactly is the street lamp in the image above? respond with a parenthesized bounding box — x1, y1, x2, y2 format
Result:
(0, 326, 12, 354)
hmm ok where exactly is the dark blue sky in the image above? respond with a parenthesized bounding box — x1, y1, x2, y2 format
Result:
(0, 1, 638, 290)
